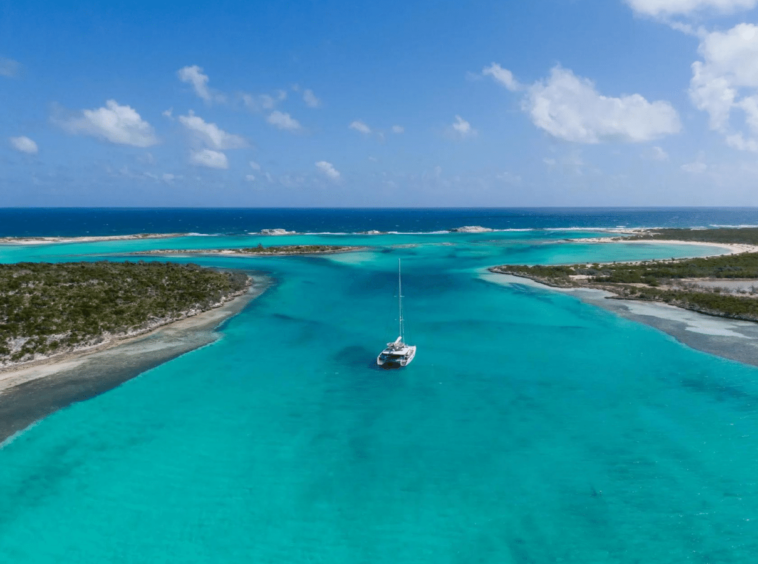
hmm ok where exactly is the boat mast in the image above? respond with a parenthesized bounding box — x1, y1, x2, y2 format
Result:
(398, 259, 404, 341)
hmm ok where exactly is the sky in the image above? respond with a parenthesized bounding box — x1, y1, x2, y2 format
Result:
(3, 0, 758, 207)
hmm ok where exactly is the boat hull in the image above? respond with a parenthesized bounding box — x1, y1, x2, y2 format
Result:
(377, 346, 416, 368)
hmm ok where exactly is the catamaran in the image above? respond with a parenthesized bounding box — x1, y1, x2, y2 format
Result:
(377, 260, 417, 368)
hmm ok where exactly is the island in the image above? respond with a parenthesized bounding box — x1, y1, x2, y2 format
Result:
(0, 261, 250, 369)
(449, 226, 494, 233)
(491, 252, 758, 322)
(257, 228, 296, 236)
(0, 233, 190, 245)
(129, 244, 366, 257)
(566, 227, 758, 255)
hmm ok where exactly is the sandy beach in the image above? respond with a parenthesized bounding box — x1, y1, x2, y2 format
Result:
(0, 233, 189, 246)
(128, 246, 367, 258)
(0, 278, 269, 445)
(567, 237, 758, 257)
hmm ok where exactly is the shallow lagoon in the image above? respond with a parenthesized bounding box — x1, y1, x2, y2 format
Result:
(1, 232, 756, 563)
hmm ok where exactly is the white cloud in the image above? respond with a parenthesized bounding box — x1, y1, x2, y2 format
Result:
(245, 174, 256, 182)
(482, 63, 522, 91)
(241, 92, 286, 112)
(249, 160, 261, 170)
(521, 66, 680, 143)
(267, 110, 302, 131)
(682, 160, 708, 173)
(177, 65, 225, 103)
(349, 120, 372, 134)
(178, 111, 246, 149)
(9, 136, 38, 154)
(626, 0, 757, 17)
(190, 149, 228, 169)
(0, 57, 20, 78)
(60, 100, 158, 147)
(689, 24, 758, 151)
(651, 146, 670, 160)
(303, 89, 321, 108)
(162, 173, 176, 183)
(162, 108, 174, 119)
(451, 115, 477, 138)
(391, 125, 405, 133)
(316, 160, 341, 180)
(726, 132, 758, 151)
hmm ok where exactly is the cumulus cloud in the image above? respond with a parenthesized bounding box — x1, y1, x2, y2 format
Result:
(689, 24, 758, 151)
(178, 111, 246, 149)
(315, 160, 341, 180)
(303, 89, 321, 108)
(391, 125, 405, 133)
(626, 0, 757, 17)
(245, 174, 256, 182)
(487, 66, 680, 143)
(0, 56, 20, 78)
(349, 120, 372, 134)
(190, 148, 228, 169)
(482, 63, 522, 91)
(451, 115, 477, 138)
(9, 136, 38, 154)
(177, 65, 225, 103)
(249, 160, 261, 170)
(267, 110, 302, 131)
(59, 100, 158, 147)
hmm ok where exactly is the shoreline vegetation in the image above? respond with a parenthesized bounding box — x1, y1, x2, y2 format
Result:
(1, 261, 251, 370)
(129, 245, 366, 257)
(491, 252, 758, 323)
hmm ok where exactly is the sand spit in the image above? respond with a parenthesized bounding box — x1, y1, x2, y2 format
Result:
(0, 280, 268, 445)
(483, 271, 758, 368)
(566, 237, 758, 257)
(128, 246, 367, 258)
(0, 233, 189, 246)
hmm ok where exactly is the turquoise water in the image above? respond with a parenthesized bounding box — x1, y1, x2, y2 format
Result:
(1, 233, 757, 563)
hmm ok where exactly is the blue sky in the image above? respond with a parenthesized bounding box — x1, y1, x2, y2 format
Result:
(3, 0, 758, 206)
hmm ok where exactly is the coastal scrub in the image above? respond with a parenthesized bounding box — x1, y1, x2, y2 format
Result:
(0, 261, 249, 366)
(492, 253, 758, 322)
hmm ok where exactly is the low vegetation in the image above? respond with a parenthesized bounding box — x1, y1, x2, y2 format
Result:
(239, 245, 354, 254)
(631, 228, 758, 246)
(0, 261, 249, 366)
(493, 253, 758, 321)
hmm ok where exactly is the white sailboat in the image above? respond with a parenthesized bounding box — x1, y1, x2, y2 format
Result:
(377, 260, 417, 368)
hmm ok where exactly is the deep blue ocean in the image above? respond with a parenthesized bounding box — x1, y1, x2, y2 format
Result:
(2, 207, 758, 237)
(2, 209, 758, 563)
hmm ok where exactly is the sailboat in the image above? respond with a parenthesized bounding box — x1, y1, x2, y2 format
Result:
(377, 260, 417, 368)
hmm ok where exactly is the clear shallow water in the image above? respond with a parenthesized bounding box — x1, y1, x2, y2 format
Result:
(1, 229, 757, 563)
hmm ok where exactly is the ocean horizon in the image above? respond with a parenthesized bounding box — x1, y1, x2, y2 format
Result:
(4, 207, 758, 238)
